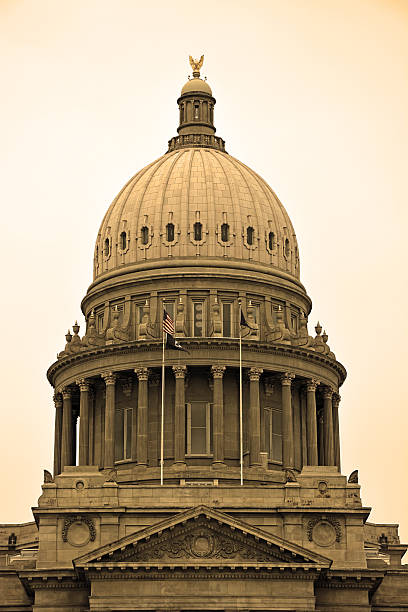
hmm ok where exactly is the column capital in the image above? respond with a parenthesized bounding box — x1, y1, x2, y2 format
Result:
(172, 365, 187, 379)
(61, 387, 72, 400)
(134, 367, 149, 381)
(281, 372, 295, 386)
(332, 392, 341, 407)
(53, 392, 63, 408)
(322, 386, 334, 400)
(306, 378, 320, 392)
(76, 378, 91, 393)
(211, 365, 226, 379)
(102, 371, 117, 386)
(249, 367, 263, 381)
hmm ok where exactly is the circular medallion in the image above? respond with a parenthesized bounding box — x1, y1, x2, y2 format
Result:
(192, 535, 212, 557)
(312, 520, 336, 547)
(67, 520, 91, 547)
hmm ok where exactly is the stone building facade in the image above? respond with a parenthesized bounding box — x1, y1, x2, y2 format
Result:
(1, 58, 407, 611)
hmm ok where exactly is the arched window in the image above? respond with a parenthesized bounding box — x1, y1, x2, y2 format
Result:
(246, 226, 254, 245)
(194, 222, 202, 241)
(141, 226, 149, 245)
(221, 223, 229, 242)
(104, 238, 110, 257)
(166, 223, 175, 242)
(194, 103, 199, 119)
(268, 231, 275, 250)
(284, 238, 290, 258)
(120, 231, 127, 251)
(96, 245, 99, 260)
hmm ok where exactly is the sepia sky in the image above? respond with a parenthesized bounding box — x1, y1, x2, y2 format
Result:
(1, 0, 407, 542)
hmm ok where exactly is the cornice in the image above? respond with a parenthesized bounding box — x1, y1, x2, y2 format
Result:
(47, 338, 347, 386)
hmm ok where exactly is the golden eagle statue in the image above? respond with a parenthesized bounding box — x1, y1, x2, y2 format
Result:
(189, 55, 204, 74)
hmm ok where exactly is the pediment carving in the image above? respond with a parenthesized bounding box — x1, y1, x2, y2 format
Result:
(113, 516, 291, 563)
(74, 506, 331, 570)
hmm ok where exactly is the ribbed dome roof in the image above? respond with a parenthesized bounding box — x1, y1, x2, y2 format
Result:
(94, 147, 300, 281)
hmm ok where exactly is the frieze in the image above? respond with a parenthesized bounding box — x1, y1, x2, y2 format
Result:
(48, 337, 346, 387)
(84, 568, 320, 580)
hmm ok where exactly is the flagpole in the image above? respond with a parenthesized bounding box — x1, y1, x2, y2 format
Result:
(239, 300, 243, 487)
(160, 324, 165, 486)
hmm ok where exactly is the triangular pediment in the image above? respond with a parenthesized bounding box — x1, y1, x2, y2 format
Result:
(74, 506, 331, 570)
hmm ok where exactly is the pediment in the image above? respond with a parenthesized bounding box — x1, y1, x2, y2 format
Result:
(74, 506, 331, 570)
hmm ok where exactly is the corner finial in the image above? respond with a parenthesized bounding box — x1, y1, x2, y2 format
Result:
(189, 54, 204, 78)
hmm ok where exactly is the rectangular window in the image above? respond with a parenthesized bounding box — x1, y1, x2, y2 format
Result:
(115, 408, 132, 462)
(97, 313, 104, 332)
(186, 402, 212, 455)
(163, 300, 175, 322)
(193, 301, 205, 337)
(264, 406, 283, 463)
(222, 302, 232, 337)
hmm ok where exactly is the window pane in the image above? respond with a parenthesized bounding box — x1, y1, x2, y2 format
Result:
(191, 403, 206, 427)
(115, 410, 124, 461)
(125, 409, 132, 460)
(272, 408, 282, 435)
(222, 303, 231, 337)
(164, 301, 175, 320)
(191, 428, 206, 454)
(272, 434, 283, 462)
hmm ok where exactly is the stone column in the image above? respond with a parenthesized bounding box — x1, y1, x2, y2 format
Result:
(172, 365, 187, 465)
(61, 387, 73, 471)
(332, 393, 341, 470)
(135, 368, 149, 466)
(306, 379, 319, 466)
(77, 379, 91, 465)
(323, 387, 335, 465)
(281, 373, 295, 469)
(300, 389, 308, 466)
(211, 365, 226, 465)
(249, 368, 263, 467)
(53, 393, 63, 476)
(102, 372, 117, 469)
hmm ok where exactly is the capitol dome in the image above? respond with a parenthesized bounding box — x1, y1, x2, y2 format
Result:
(94, 147, 300, 282)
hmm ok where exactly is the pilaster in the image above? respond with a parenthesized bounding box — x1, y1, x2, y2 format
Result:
(249, 367, 263, 467)
(281, 372, 295, 469)
(102, 371, 117, 469)
(172, 365, 187, 465)
(135, 368, 149, 466)
(211, 365, 226, 465)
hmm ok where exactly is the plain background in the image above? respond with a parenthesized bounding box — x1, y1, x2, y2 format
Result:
(1, 0, 407, 543)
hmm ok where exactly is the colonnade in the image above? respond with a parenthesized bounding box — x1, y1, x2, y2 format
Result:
(53, 367, 341, 477)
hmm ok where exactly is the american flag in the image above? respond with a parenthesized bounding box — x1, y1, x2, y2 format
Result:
(163, 309, 175, 335)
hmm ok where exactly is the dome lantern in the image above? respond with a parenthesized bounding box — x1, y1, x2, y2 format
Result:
(168, 55, 226, 152)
